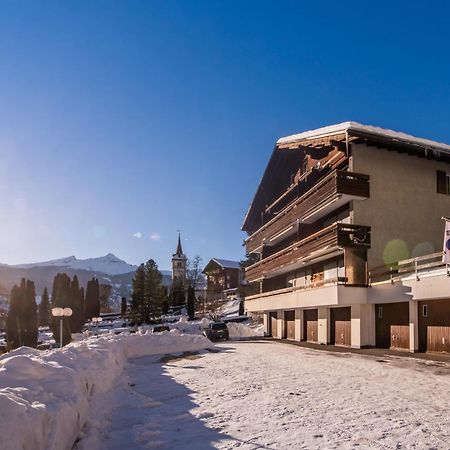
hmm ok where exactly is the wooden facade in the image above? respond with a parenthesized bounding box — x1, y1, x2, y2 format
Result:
(284, 310, 295, 340)
(203, 259, 240, 296)
(246, 223, 371, 283)
(303, 309, 318, 342)
(245, 170, 370, 254)
(375, 302, 409, 350)
(419, 299, 450, 353)
(330, 307, 351, 346)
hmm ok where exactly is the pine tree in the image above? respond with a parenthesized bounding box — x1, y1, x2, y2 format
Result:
(50, 273, 72, 346)
(38, 287, 51, 327)
(131, 264, 145, 318)
(68, 275, 85, 333)
(6, 278, 38, 349)
(121, 297, 127, 317)
(187, 286, 195, 320)
(143, 259, 164, 322)
(85, 277, 100, 320)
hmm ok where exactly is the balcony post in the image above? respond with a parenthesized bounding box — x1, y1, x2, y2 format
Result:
(409, 301, 419, 353)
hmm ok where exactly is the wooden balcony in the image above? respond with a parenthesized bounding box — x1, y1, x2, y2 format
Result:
(245, 223, 371, 282)
(245, 170, 370, 254)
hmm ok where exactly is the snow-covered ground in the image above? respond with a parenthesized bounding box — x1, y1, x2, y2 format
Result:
(0, 331, 213, 450)
(77, 340, 450, 450)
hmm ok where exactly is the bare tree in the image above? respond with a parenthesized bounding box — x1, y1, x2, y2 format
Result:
(187, 255, 203, 289)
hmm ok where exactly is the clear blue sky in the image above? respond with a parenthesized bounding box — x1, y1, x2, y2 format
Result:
(0, 1, 449, 270)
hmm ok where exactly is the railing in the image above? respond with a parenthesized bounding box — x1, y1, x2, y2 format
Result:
(245, 170, 370, 254)
(245, 277, 348, 301)
(245, 222, 371, 282)
(369, 252, 449, 285)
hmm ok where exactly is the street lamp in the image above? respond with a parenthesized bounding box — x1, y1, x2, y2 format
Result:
(51, 307, 73, 348)
(91, 317, 103, 337)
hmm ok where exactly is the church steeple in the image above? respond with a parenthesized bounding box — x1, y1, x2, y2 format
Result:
(174, 232, 184, 257)
(172, 232, 187, 286)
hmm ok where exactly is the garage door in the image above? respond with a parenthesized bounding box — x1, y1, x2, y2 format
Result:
(303, 309, 318, 342)
(269, 312, 278, 338)
(331, 307, 351, 346)
(419, 299, 450, 353)
(284, 310, 295, 340)
(375, 302, 409, 350)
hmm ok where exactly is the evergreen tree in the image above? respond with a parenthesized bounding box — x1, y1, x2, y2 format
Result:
(187, 286, 195, 320)
(38, 287, 51, 327)
(6, 278, 38, 349)
(161, 286, 169, 315)
(143, 259, 164, 321)
(121, 297, 127, 317)
(131, 264, 145, 318)
(50, 273, 72, 346)
(85, 277, 100, 320)
(68, 275, 85, 333)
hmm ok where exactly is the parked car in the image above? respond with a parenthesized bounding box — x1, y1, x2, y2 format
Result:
(152, 324, 170, 333)
(203, 322, 229, 341)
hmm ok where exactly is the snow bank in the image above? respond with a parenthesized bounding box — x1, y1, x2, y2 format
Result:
(227, 322, 264, 339)
(0, 331, 213, 450)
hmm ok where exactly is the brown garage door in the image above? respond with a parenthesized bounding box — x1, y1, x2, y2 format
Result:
(375, 302, 409, 350)
(269, 312, 278, 338)
(284, 310, 295, 340)
(303, 309, 318, 342)
(331, 307, 351, 346)
(419, 299, 450, 353)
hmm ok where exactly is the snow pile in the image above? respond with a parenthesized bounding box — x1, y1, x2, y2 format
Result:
(227, 322, 264, 339)
(216, 298, 241, 317)
(169, 317, 210, 335)
(0, 331, 213, 450)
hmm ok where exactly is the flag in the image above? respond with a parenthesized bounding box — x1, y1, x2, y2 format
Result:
(443, 218, 450, 264)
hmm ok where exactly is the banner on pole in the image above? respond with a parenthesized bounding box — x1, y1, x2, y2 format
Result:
(443, 219, 450, 264)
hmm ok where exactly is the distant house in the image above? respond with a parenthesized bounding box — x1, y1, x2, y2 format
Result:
(202, 259, 241, 300)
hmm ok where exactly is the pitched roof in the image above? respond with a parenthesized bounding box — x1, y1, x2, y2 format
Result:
(277, 121, 450, 153)
(242, 121, 450, 232)
(203, 258, 240, 273)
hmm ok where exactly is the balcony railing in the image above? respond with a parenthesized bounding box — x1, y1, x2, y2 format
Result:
(245, 222, 371, 282)
(245, 276, 347, 301)
(369, 252, 449, 285)
(245, 170, 370, 254)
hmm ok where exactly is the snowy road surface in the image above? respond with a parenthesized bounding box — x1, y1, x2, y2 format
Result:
(77, 340, 450, 450)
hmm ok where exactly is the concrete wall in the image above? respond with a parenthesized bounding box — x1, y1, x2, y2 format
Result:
(351, 143, 450, 269)
(245, 284, 368, 313)
(351, 304, 376, 348)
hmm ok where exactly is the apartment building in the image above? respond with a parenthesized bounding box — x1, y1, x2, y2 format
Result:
(242, 122, 450, 353)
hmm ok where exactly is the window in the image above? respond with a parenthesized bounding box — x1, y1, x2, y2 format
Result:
(422, 304, 428, 317)
(437, 171, 450, 195)
(378, 306, 383, 319)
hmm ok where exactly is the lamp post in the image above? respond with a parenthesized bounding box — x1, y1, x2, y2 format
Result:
(203, 285, 207, 318)
(92, 317, 103, 337)
(51, 307, 73, 348)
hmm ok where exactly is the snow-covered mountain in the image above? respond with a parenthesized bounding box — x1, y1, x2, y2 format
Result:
(0, 254, 173, 311)
(13, 253, 138, 276)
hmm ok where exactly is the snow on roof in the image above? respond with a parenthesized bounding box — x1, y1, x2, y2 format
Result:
(277, 121, 450, 153)
(211, 258, 240, 270)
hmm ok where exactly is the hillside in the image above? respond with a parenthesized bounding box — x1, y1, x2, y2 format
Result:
(0, 254, 172, 309)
